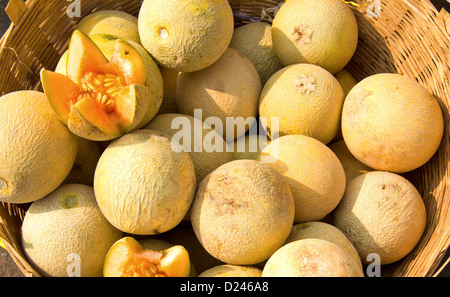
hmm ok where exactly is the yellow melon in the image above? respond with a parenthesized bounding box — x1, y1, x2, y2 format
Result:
(138, 0, 234, 72)
(229, 22, 283, 86)
(341, 73, 444, 173)
(272, 0, 358, 74)
(262, 239, 364, 277)
(94, 129, 196, 235)
(0, 91, 78, 204)
(21, 184, 123, 277)
(177, 48, 261, 141)
(144, 113, 234, 184)
(191, 160, 295, 265)
(286, 221, 362, 269)
(75, 10, 141, 44)
(259, 63, 344, 144)
(333, 171, 427, 265)
(259, 135, 346, 223)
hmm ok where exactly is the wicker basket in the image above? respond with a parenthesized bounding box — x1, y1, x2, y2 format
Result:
(0, 0, 449, 277)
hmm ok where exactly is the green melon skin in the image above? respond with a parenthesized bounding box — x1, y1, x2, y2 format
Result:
(21, 184, 123, 277)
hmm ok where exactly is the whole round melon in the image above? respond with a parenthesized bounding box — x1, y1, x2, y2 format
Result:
(259, 63, 344, 144)
(258, 135, 346, 223)
(329, 140, 373, 183)
(286, 221, 362, 269)
(333, 171, 427, 265)
(229, 22, 283, 86)
(75, 10, 141, 44)
(177, 48, 262, 141)
(144, 113, 234, 184)
(199, 265, 262, 277)
(21, 184, 123, 277)
(138, 0, 234, 72)
(191, 160, 295, 265)
(0, 91, 78, 204)
(341, 73, 444, 173)
(94, 129, 196, 235)
(262, 239, 364, 277)
(272, 0, 358, 74)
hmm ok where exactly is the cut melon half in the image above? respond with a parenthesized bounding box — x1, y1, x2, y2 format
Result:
(41, 30, 153, 141)
(103, 237, 191, 277)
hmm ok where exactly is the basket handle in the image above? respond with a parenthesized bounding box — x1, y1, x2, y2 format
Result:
(5, 0, 27, 26)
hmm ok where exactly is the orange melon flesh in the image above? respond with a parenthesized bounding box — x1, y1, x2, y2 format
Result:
(104, 237, 191, 277)
(40, 30, 148, 138)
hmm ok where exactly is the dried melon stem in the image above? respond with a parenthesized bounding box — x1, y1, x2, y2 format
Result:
(291, 24, 313, 46)
(0, 178, 7, 190)
(294, 74, 316, 95)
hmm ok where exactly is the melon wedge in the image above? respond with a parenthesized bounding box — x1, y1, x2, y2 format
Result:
(41, 30, 159, 141)
(104, 237, 191, 277)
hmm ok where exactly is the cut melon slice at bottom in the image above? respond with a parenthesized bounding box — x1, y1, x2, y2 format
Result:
(103, 237, 191, 277)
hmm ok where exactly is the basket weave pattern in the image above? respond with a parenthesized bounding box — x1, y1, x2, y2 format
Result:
(0, 0, 449, 277)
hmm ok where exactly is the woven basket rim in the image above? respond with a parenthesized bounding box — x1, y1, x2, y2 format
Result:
(0, 0, 449, 277)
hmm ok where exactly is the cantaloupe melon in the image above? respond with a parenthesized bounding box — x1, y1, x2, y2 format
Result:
(191, 160, 295, 265)
(0, 91, 78, 204)
(259, 63, 344, 144)
(262, 239, 364, 277)
(94, 129, 196, 235)
(144, 113, 234, 184)
(341, 73, 444, 173)
(333, 171, 427, 265)
(103, 237, 190, 277)
(177, 48, 262, 141)
(138, 0, 234, 72)
(229, 22, 283, 86)
(286, 221, 362, 269)
(272, 0, 358, 74)
(259, 135, 346, 223)
(41, 30, 163, 141)
(75, 10, 141, 44)
(21, 184, 122, 277)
